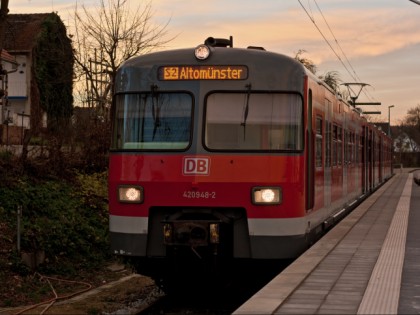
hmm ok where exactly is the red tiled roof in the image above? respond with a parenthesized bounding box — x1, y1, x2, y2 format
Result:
(0, 49, 17, 64)
(4, 13, 54, 52)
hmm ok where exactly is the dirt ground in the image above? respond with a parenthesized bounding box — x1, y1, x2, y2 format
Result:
(0, 272, 164, 315)
(1, 218, 165, 315)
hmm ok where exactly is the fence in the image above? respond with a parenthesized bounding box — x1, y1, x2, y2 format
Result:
(0, 124, 25, 145)
(394, 152, 420, 168)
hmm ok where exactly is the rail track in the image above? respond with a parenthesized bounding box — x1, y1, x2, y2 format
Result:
(139, 259, 294, 315)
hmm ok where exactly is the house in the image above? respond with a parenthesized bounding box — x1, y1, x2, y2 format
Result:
(0, 48, 19, 144)
(1, 13, 73, 145)
(0, 48, 18, 112)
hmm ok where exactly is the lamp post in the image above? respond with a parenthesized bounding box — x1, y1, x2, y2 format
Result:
(388, 105, 395, 137)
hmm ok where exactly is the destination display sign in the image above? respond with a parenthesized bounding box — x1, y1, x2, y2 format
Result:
(158, 65, 248, 81)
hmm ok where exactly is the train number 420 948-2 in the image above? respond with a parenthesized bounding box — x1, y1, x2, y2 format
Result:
(182, 191, 216, 199)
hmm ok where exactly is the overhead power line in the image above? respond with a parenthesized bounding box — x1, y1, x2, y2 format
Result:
(297, 0, 356, 82)
(312, 0, 361, 83)
(312, 0, 376, 102)
(297, 0, 377, 102)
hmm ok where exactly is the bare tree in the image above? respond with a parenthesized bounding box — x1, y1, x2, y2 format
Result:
(72, 0, 173, 116)
(404, 104, 420, 131)
(391, 104, 420, 156)
(319, 71, 341, 93)
(294, 49, 317, 74)
(294, 50, 343, 94)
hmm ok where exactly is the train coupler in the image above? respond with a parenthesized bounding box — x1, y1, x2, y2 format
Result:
(163, 221, 221, 247)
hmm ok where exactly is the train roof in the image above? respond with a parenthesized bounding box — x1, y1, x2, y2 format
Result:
(121, 47, 305, 72)
(116, 37, 312, 94)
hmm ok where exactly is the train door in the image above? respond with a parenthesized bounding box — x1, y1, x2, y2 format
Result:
(361, 126, 368, 194)
(342, 122, 348, 198)
(379, 136, 383, 182)
(306, 89, 315, 211)
(331, 123, 343, 202)
(346, 129, 356, 196)
(355, 133, 361, 194)
(324, 99, 332, 208)
(314, 113, 324, 210)
(372, 133, 376, 187)
(368, 129, 373, 191)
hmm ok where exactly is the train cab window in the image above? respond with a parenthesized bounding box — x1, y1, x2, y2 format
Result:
(204, 92, 303, 151)
(315, 117, 323, 168)
(112, 93, 193, 150)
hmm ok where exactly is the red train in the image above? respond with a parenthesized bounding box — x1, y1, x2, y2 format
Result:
(108, 37, 393, 280)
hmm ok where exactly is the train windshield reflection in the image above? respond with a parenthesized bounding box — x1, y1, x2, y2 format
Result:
(113, 92, 193, 150)
(205, 92, 303, 151)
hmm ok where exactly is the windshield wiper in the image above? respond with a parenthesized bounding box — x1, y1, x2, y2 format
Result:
(241, 83, 251, 140)
(151, 84, 160, 140)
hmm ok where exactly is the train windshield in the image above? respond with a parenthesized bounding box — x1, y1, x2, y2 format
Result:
(112, 93, 192, 150)
(205, 92, 303, 151)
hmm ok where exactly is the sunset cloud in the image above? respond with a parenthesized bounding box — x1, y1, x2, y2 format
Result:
(7, 0, 420, 123)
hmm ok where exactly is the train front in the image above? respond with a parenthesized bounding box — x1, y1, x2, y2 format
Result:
(109, 38, 309, 278)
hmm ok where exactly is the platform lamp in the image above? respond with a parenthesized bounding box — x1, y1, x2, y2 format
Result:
(388, 105, 395, 137)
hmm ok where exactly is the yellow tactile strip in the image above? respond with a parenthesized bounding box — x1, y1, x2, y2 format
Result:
(233, 175, 398, 315)
(357, 174, 412, 314)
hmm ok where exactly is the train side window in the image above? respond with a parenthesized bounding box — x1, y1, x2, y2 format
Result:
(325, 122, 331, 168)
(356, 134, 360, 164)
(332, 124, 338, 166)
(345, 131, 354, 165)
(337, 126, 342, 166)
(315, 116, 323, 168)
(344, 130, 348, 165)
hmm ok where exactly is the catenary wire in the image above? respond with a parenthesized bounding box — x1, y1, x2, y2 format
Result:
(297, 0, 377, 102)
(312, 0, 376, 102)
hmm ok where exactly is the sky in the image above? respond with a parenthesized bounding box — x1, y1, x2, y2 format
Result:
(8, 0, 420, 124)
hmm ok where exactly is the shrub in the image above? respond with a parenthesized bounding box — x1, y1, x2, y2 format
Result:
(0, 171, 110, 275)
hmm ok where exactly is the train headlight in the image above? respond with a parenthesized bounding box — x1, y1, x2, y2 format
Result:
(252, 187, 282, 205)
(118, 185, 143, 203)
(195, 44, 211, 60)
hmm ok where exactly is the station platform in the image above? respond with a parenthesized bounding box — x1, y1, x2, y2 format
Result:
(234, 168, 420, 314)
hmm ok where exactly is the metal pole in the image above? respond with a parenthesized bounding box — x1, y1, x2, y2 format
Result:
(21, 111, 24, 145)
(5, 109, 9, 147)
(17, 205, 22, 253)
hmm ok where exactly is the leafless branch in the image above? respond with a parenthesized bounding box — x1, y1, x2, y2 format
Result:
(71, 0, 175, 111)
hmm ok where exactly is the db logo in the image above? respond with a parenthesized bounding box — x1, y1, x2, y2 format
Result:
(183, 157, 210, 175)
